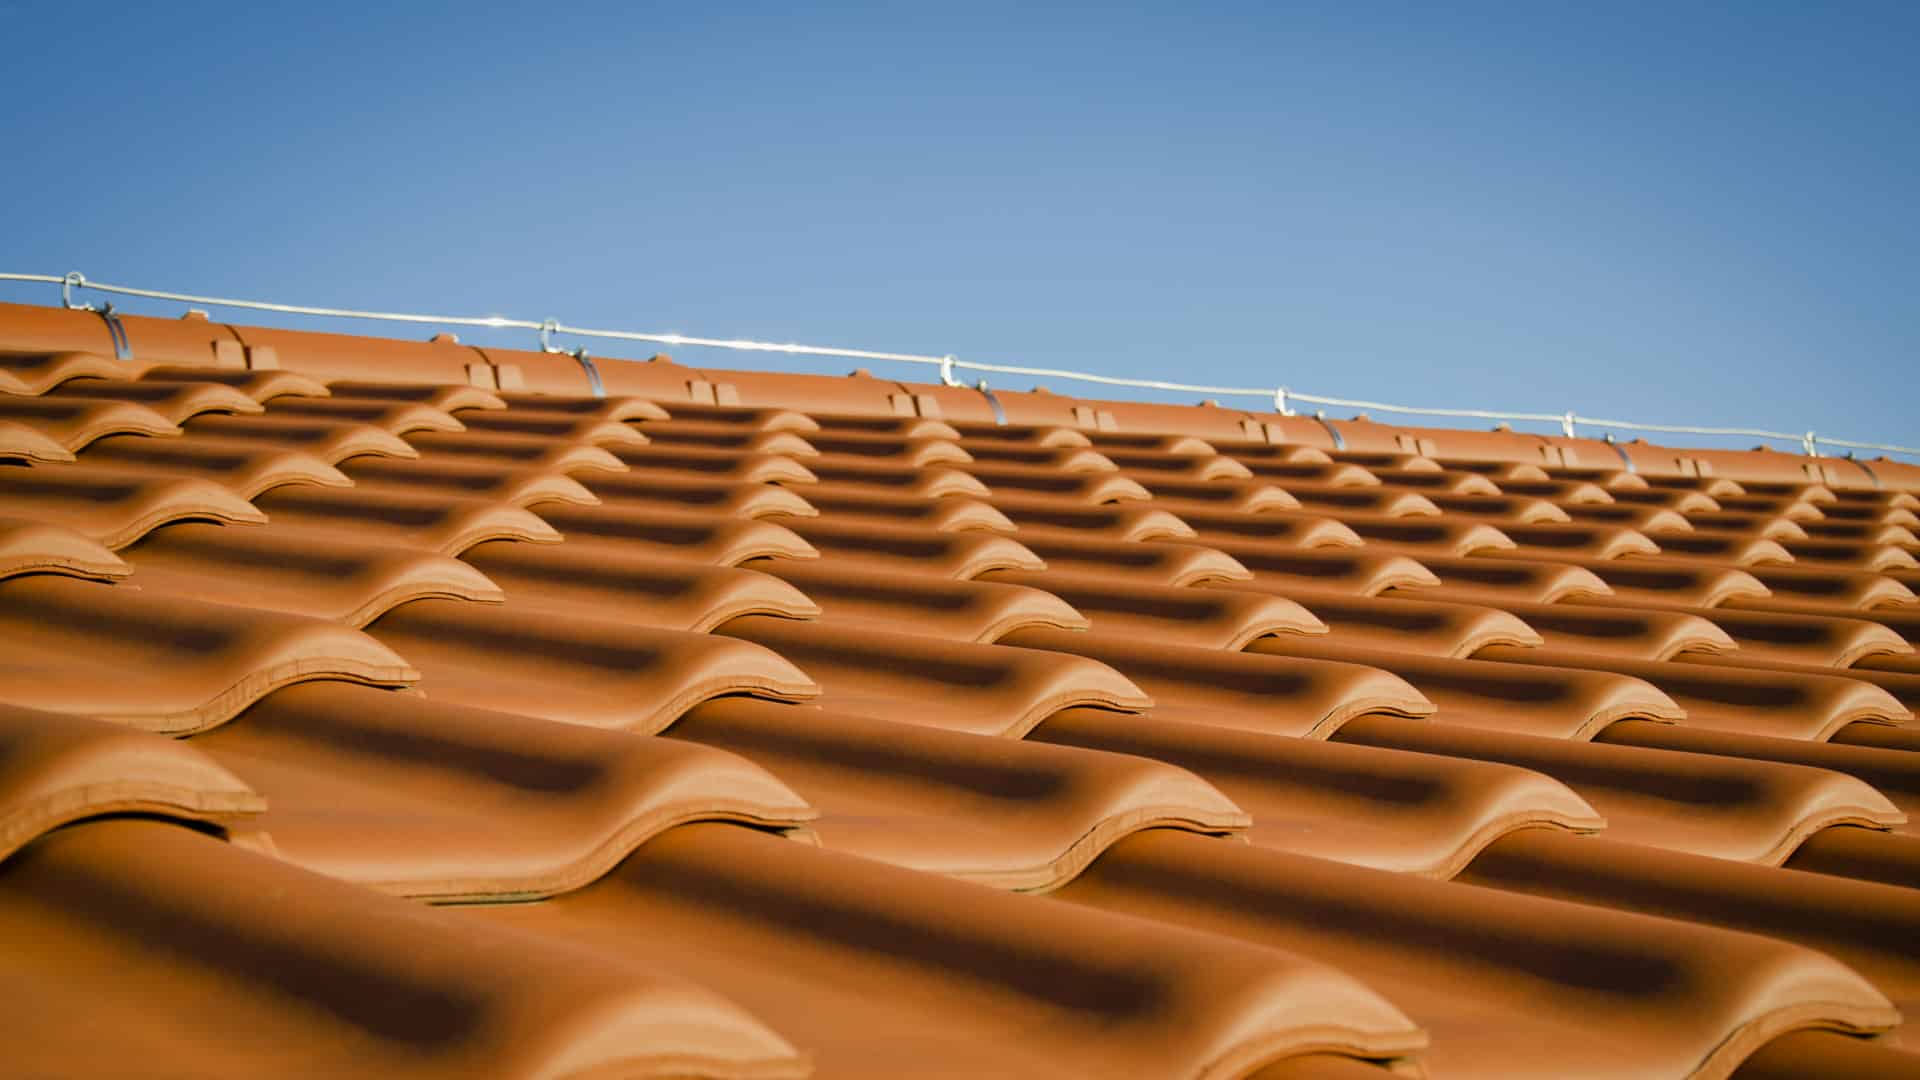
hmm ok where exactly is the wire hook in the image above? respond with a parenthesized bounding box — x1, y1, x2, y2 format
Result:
(539, 318, 562, 354)
(61, 271, 93, 311)
(1273, 386, 1293, 416)
(939, 355, 960, 387)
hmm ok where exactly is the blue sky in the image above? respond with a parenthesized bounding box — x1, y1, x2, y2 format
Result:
(2, 2, 1914, 452)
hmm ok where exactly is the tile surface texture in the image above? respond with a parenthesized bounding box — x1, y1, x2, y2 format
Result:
(1, 299, 1918, 1077)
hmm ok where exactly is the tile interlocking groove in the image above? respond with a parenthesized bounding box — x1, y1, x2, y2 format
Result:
(0, 299, 1917, 1077)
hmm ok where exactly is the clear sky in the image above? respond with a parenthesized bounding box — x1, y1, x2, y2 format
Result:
(2, 2, 1914, 452)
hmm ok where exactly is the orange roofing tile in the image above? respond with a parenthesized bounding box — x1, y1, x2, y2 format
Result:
(0, 704, 264, 863)
(1241, 589, 1543, 657)
(80, 432, 350, 497)
(0, 575, 415, 733)
(1128, 476, 1305, 513)
(0, 418, 78, 463)
(0, 820, 810, 1078)
(982, 568, 1324, 650)
(1786, 825, 1920, 891)
(183, 411, 420, 460)
(715, 615, 1151, 736)
(1478, 646, 1910, 740)
(122, 522, 504, 626)
(1003, 630, 1434, 736)
(751, 557, 1085, 641)
(530, 501, 816, 563)
(1060, 829, 1896, 1080)
(1458, 831, 1920, 1050)
(485, 822, 1427, 1078)
(1382, 552, 1614, 604)
(1425, 491, 1573, 522)
(1253, 638, 1683, 739)
(254, 485, 559, 552)
(140, 365, 333, 402)
(791, 486, 1011, 531)
(983, 493, 1197, 539)
(807, 456, 986, 495)
(367, 599, 817, 731)
(1105, 450, 1254, 480)
(772, 516, 1038, 576)
(464, 541, 817, 629)
(0, 515, 128, 581)
(401, 428, 628, 471)
(0, 463, 266, 548)
(0, 393, 181, 448)
(1018, 531, 1253, 584)
(1488, 598, 1736, 660)
(1033, 708, 1602, 876)
(1338, 714, 1902, 864)
(673, 698, 1245, 890)
(197, 682, 815, 900)
(1179, 542, 1440, 595)
(0, 349, 129, 393)
(1734, 1028, 1920, 1079)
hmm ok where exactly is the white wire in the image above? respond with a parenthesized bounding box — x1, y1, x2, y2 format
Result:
(4, 270, 1914, 457)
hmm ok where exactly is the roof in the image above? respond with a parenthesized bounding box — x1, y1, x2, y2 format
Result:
(0, 296, 1917, 1078)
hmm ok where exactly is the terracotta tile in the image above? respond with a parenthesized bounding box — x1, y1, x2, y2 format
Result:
(632, 421, 806, 454)
(1338, 714, 1902, 864)
(672, 698, 1246, 890)
(1560, 502, 1693, 532)
(1104, 451, 1253, 480)
(196, 682, 814, 900)
(1381, 553, 1614, 604)
(0, 820, 808, 1077)
(339, 455, 598, 507)
(788, 484, 1013, 532)
(0, 462, 266, 548)
(1459, 830, 1920, 1049)
(1508, 554, 1768, 607)
(981, 568, 1324, 650)
(1001, 630, 1434, 737)
(1251, 637, 1684, 739)
(1424, 492, 1573, 523)
(749, 557, 1085, 641)
(122, 522, 504, 626)
(471, 823, 1426, 1079)
(715, 615, 1151, 736)
(0, 515, 128, 581)
(1235, 459, 1385, 487)
(984, 494, 1198, 539)
(0, 703, 264, 863)
(1490, 599, 1737, 660)
(0, 575, 415, 733)
(79, 432, 349, 498)
(772, 517, 1040, 576)
(1220, 588, 1542, 657)
(253, 485, 560, 553)
(0, 393, 181, 449)
(1476, 646, 1909, 740)
(1176, 506, 1368, 548)
(1130, 476, 1305, 514)
(46, 378, 265, 423)
(465, 541, 816, 629)
(182, 412, 420, 461)
(1033, 708, 1601, 876)
(253, 396, 468, 435)
(1786, 825, 1920, 891)
(0, 418, 78, 463)
(1175, 542, 1440, 595)
(591, 446, 812, 486)
(808, 457, 987, 496)
(140, 366, 333, 402)
(665, 402, 821, 432)
(320, 380, 505, 411)
(494, 392, 668, 422)
(1059, 829, 1896, 1080)
(1733, 1029, 1920, 1080)
(0, 349, 130, 393)
(529, 502, 816, 564)
(366, 599, 816, 731)
(406, 428, 629, 471)
(1019, 531, 1253, 584)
